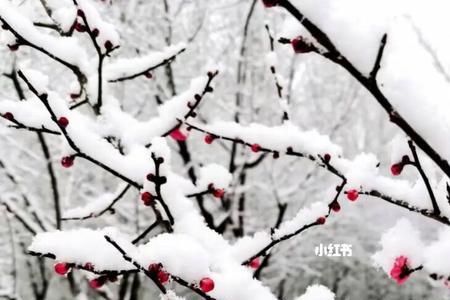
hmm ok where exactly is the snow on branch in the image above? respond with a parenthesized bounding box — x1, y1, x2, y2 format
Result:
(370, 219, 450, 286)
(272, 202, 329, 239)
(188, 118, 450, 226)
(0, 2, 89, 77)
(62, 184, 131, 221)
(272, 0, 450, 180)
(295, 284, 335, 300)
(101, 70, 218, 146)
(106, 43, 186, 82)
(28, 227, 136, 273)
(187, 121, 342, 162)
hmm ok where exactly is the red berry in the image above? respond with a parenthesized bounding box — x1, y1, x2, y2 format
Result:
(61, 156, 75, 168)
(148, 263, 160, 273)
(104, 40, 113, 50)
(70, 93, 79, 99)
(89, 278, 105, 289)
(199, 277, 214, 293)
(346, 189, 359, 201)
(84, 262, 94, 271)
(213, 188, 225, 199)
(157, 270, 170, 284)
(141, 192, 153, 206)
(77, 9, 85, 18)
(75, 22, 86, 32)
(3, 112, 14, 121)
(324, 153, 331, 163)
(170, 128, 188, 141)
(249, 257, 261, 269)
(316, 216, 326, 225)
(58, 117, 69, 128)
(291, 36, 314, 54)
(145, 72, 153, 79)
(54, 263, 70, 276)
(92, 28, 99, 37)
(262, 0, 278, 7)
(204, 134, 215, 145)
(251, 143, 261, 153)
(329, 201, 341, 212)
(8, 44, 19, 51)
(391, 163, 403, 176)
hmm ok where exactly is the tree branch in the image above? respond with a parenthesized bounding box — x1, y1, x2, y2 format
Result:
(278, 0, 450, 180)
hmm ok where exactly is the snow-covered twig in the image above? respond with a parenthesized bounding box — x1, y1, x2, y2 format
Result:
(277, 0, 450, 179)
(62, 184, 132, 221)
(242, 180, 345, 267)
(17, 70, 142, 189)
(150, 152, 174, 226)
(73, 0, 119, 113)
(107, 46, 186, 83)
(360, 190, 450, 225)
(162, 70, 219, 137)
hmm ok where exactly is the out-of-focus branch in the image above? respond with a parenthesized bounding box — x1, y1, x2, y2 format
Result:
(265, 24, 290, 121)
(62, 184, 132, 221)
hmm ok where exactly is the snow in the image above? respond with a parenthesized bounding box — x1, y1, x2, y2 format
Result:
(295, 284, 335, 300)
(105, 43, 186, 81)
(27, 137, 279, 299)
(265, 52, 278, 67)
(229, 232, 271, 263)
(286, 0, 398, 75)
(135, 233, 212, 282)
(9, 0, 450, 298)
(52, 6, 77, 32)
(0, 1, 90, 72)
(76, 0, 120, 52)
(389, 134, 410, 164)
(372, 219, 424, 275)
(282, 0, 450, 168)
(273, 202, 329, 239)
(28, 227, 136, 271)
(379, 20, 450, 170)
(62, 184, 129, 219)
(199, 121, 342, 157)
(197, 163, 232, 190)
(0, 98, 58, 130)
(20, 69, 49, 95)
(423, 228, 450, 276)
(160, 291, 186, 300)
(332, 152, 434, 211)
(63, 193, 114, 219)
(101, 74, 212, 147)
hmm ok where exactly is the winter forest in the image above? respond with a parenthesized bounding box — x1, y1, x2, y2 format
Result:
(1, 0, 450, 299)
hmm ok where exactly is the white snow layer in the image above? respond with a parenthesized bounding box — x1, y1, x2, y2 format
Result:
(295, 284, 335, 300)
(372, 219, 424, 274)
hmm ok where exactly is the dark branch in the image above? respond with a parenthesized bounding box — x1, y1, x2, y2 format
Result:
(278, 0, 450, 180)
(369, 34, 388, 81)
(62, 184, 132, 221)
